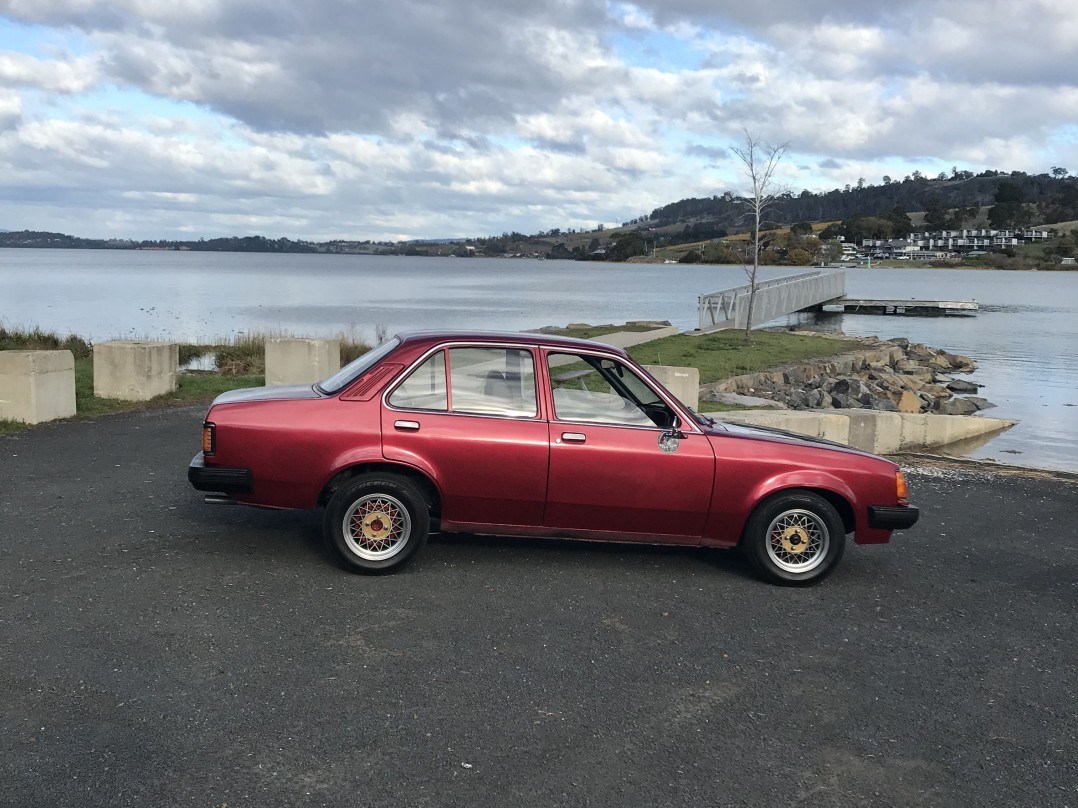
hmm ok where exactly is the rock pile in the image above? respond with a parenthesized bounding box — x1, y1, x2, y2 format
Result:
(702, 337, 993, 415)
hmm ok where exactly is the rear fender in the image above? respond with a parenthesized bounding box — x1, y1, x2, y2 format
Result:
(319, 448, 443, 512)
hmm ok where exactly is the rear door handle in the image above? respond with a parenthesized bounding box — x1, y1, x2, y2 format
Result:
(394, 420, 420, 431)
(560, 432, 586, 443)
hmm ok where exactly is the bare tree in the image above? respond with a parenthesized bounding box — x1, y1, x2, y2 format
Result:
(731, 131, 789, 343)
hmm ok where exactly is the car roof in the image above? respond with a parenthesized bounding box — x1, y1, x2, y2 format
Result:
(393, 329, 631, 356)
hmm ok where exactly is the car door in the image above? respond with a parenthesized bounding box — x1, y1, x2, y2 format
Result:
(541, 349, 715, 542)
(381, 343, 549, 530)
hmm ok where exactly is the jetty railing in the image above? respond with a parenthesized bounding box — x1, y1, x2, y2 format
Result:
(698, 270, 846, 331)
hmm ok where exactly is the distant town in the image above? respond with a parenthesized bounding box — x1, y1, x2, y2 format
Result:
(2, 169, 1076, 269)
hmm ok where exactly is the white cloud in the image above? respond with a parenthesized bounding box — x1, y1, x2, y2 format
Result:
(0, 52, 100, 92)
(0, 0, 1076, 238)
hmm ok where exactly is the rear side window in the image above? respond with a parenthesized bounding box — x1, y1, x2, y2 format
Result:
(388, 346, 538, 417)
(447, 347, 537, 417)
(388, 351, 448, 411)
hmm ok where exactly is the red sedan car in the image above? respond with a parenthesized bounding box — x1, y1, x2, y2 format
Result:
(189, 330, 918, 584)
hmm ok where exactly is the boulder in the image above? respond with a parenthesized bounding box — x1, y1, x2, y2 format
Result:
(966, 396, 996, 411)
(920, 383, 953, 400)
(946, 379, 982, 393)
(934, 397, 979, 416)
(897, 390, 923, 413)
(895, 361, 935, 379)
(947, 353, 977, 371)
(870, 398, 899, 412)
(707, 340, 994, 418)
(929, 353, 953, 369)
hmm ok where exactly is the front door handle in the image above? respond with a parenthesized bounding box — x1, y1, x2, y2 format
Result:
(561, 432, 586, 443)
(394, 420, 420, 431)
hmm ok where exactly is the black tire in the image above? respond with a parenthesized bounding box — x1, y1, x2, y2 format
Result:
(742, 490, 846, 586)
(324, 475, 430, 573)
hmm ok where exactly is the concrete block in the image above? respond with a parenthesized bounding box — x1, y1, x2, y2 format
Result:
(94, 341, 179, 401)
(644, 364, 699, 410)
(699, 409, 1016, 455)
(846, 411, 903, 454)
(920, 413, 1015, 447)
(710, 410, 850, 445)
(897, 413, 929, 450)
(0, 350, 76, 424)
(265, 338, 341, 386)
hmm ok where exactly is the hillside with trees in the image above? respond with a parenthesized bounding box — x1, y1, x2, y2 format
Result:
(3, 169, 1076, 268)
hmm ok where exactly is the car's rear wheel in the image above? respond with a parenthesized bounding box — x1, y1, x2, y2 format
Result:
(742, 490, 846, 585)
(324, 475, 429, 573)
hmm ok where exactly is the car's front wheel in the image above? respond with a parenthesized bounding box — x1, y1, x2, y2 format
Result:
(324, 475, 430, 573)
(742, 490, 846, 585)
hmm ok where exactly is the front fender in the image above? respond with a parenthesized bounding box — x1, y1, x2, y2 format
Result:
(704, 468, 858, 547)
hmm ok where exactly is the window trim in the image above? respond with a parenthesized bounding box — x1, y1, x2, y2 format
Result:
(542, 347, 700, 433)
(386, 348, 449, 413)
(383, 341, 543, 420)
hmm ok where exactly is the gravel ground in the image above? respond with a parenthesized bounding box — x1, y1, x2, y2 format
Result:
(1, 407, 1075, 808)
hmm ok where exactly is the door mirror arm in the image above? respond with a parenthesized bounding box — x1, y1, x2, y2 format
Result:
(664, 414, 687, 440)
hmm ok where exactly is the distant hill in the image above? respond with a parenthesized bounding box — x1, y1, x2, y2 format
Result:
(4, 170, 1077, 264)
(647, 172, 1078, 233)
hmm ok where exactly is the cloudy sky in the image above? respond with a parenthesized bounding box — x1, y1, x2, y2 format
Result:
(1, 0, 1076, 241)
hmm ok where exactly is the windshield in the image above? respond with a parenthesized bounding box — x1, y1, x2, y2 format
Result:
(316, 336, 401, 394)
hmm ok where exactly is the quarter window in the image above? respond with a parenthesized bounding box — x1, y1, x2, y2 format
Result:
(388, 351, 448, 411)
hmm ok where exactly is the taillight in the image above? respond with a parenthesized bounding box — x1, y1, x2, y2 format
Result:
(896, 470, 909, 505)
(202, 422, 216, 455)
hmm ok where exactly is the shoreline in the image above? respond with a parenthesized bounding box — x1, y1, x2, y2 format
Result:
(6, 318, 1069, 474)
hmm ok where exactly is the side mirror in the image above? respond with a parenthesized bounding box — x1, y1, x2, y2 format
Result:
(662, 414, 686, 440)
(658, 416, 686, 452)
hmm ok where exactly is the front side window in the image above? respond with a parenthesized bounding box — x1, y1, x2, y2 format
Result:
(448, 347, 538, 417)
(547, 352, 675, 427)
(388, 350, 448, 411)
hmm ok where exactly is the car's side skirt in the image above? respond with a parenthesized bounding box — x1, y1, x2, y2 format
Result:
(438, 519, 704, 547)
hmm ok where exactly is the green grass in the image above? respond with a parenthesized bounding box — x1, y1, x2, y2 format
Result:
(0, 324, 275, 434)
(625, 329, 858, 385)
(0, 323, 853, 434)
(1, 363, 265, 436)
(547, 323, 669, 339)
(0, 419, 25, 436)
(71, 358, 264, 419)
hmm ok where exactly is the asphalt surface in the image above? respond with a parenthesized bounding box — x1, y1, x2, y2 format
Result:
(1, 406, 1075, 808)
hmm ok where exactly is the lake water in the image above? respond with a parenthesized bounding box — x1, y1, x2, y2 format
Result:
(2, 249, 1076, 472)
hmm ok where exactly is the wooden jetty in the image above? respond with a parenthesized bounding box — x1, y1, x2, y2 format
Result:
(819, 298, 978, 317)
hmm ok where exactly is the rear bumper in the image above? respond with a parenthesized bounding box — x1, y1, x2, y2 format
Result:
(868, 505, 920, 531)
(188, 454, 254, 495)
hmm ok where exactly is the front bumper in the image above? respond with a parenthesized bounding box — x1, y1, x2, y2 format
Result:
(868, 505, 920, 531)
(188, 454, 254, 495)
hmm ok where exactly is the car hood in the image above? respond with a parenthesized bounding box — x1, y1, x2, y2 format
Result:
(212, 384, 323, 405)
(706, 419, 882, 460)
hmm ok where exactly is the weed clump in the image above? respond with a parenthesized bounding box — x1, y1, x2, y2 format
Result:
(0, 324, 92, 359)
